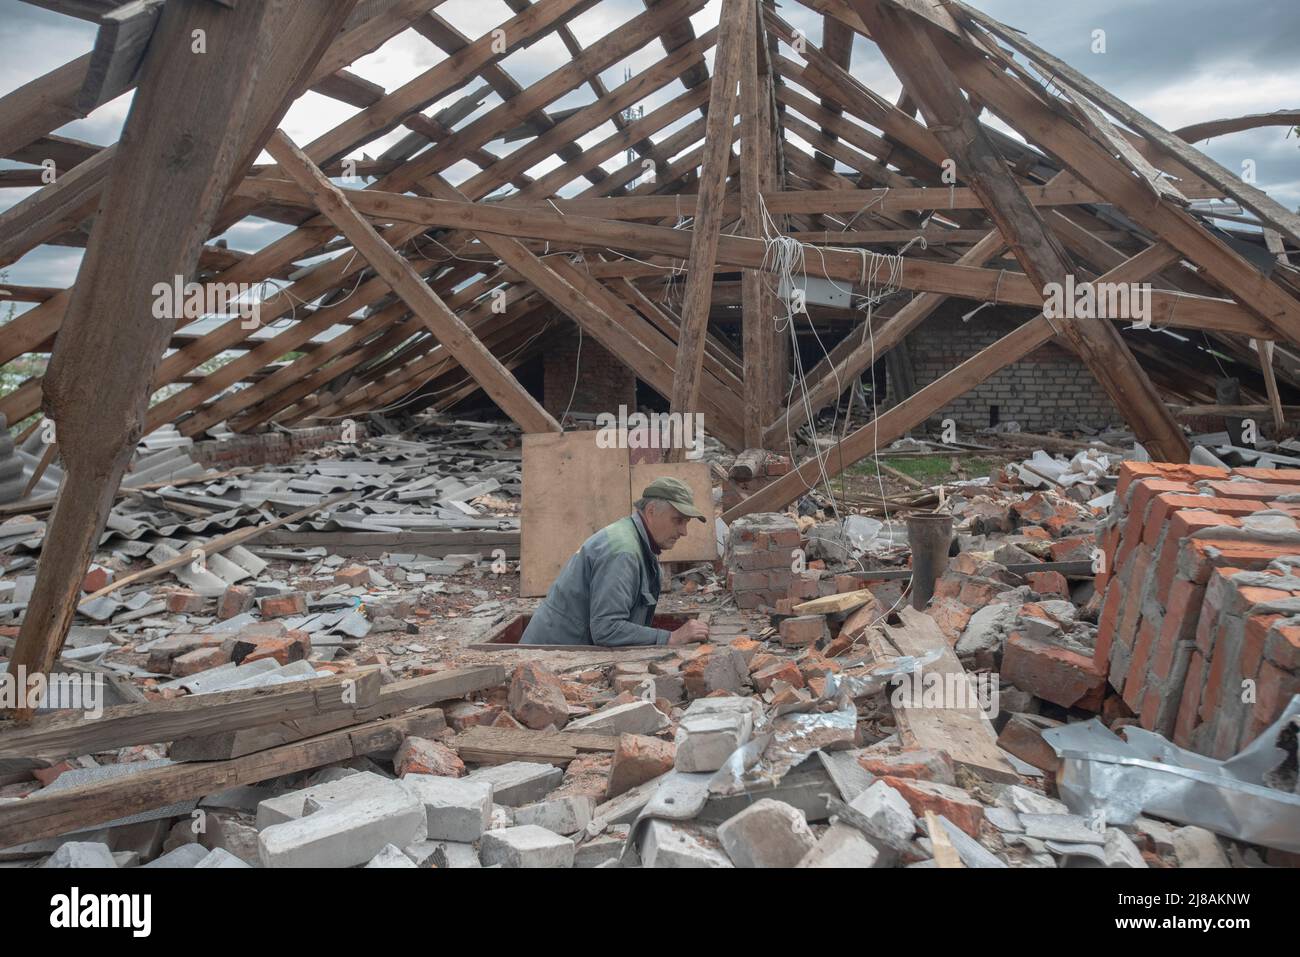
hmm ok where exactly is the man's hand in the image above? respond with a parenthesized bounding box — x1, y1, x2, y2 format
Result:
(668, 620, 709, 645)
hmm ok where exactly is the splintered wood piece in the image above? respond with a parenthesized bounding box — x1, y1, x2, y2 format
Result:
(925, 811, 966, 868)
(793, 589, 876, 616)
(452, 724, 619, 767)
(0, 711, 445, 847)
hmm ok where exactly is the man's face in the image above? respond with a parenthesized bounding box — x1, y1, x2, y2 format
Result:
(644, 500, 692, 550)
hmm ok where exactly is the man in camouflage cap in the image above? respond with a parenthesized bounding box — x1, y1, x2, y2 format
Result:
(521, 476, 711, 646)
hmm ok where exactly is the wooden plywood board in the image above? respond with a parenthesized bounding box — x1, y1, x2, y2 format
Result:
(521, 432, 632, 596)
(631, 460, 718, 563)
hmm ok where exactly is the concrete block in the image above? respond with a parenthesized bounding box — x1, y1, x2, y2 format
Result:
(194, 847, 252, 868)
(674, 712, 752, 773)
(256, 771, 393, 829)
(564, 700, 669, 736)
(574, 830, 631, 868)
(1020, 813, 1107, 845)
(142, 844, 209, 868)
(403, 840, 481, 868)
(398, 775, 493, 843)
(512, 794, 593, 835)
(1101, 828, 1148, 868)
(258, 786, 426, 868)
(464, 761, 563, 806)
(849, 780, 918, 847)
(41, 841, 117, 868)
(479, 825, 576, 868)
(1171, 825, 1230, 868)
(717, 798, 816, 868)
(639, 820, 732, 868)
(797, 823, 882, 868)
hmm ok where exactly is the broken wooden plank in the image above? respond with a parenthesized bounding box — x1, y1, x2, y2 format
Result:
(792, 589, 876, 616)
(168, 666, 502, 761)
(452, 724, 620, 767)
(925, 810, 965, 867)
(0, 710, 444, 847)
(264, 129, 560, 435)
(0, 669, 383, 769)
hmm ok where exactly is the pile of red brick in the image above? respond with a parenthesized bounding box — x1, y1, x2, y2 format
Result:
(1097, 462, 1300, 757)
(724, 513, 807, 610)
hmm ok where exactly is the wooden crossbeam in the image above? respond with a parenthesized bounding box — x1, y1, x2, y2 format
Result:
(228, 179, 1272, 338)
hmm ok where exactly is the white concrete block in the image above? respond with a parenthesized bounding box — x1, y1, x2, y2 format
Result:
(479, 825, 575, 868)
(398, 775, 493, 843)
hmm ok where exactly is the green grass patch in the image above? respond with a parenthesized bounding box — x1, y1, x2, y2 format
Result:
(847, 454, 1001, 483)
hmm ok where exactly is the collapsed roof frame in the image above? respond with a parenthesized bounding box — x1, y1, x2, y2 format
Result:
(1, 0, 1298, 715)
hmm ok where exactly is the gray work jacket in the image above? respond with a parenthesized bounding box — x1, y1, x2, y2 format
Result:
(520, 511, 670, 646)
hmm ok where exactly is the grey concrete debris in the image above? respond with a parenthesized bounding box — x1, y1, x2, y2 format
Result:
(258, 786, 426, 868)
(142, 844, 210, 868)
(365, 844, 418, 868)
(565, 700, 669, 736)
(512, 795, 593, 835)
(797, 823, 883, 868)
(717, 799, 816, 868)
(1171, 826, 1232, 868)
(403, 841, 481, 869)
(1020, 813, 1108, 845)
(639, 820, 733, 868)
(398, 775, 493, 843)
(256, 771, 394, 829)
(41, 842, 118, 868)
(849, 781, 918, 847)
(479, 825, 576, 868)
(464, 762, 564, 807)
(194, 847, 253, 868)
(674, 697, 756, 773)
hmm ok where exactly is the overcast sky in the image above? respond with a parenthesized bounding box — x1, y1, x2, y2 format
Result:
(1, 0, 1296, 299)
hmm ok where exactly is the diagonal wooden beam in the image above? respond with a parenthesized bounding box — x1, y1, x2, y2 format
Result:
(852, 0, 1189, 462)
(264, 130, 559, 434)
(904, 2, 1300, 348)
(952, 0, 1300, 248)
(726, 240, 1183, 519)
(5, 0, 361, 721)
(763, 229, 1005, 445)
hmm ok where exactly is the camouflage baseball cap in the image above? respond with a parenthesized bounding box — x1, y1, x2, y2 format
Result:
(641, 476, 707, 522)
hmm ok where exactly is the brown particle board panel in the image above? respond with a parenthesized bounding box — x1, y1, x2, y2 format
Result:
(521, 432, 632, 596)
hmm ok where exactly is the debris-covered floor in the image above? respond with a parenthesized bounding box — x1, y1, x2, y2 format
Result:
(0, 414, 1297, 869)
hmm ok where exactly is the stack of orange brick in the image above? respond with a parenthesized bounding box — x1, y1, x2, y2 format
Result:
(1096, 462, 1300, 757)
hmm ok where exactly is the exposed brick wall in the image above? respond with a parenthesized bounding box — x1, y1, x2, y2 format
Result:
(1098, 462, 1300, 757)
(543, 326, 636, 418)
(191, 425, 344, 469)
(885, 303, 1120, 432)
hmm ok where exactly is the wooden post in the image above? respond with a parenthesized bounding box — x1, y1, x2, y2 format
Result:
(740, 0, 786, 449)
(666, 0, 752, 461)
